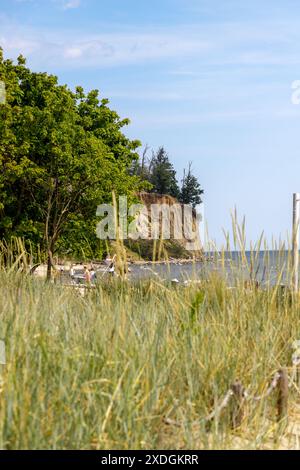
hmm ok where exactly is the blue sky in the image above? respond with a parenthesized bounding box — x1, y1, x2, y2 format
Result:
(1, 0, 300, 247)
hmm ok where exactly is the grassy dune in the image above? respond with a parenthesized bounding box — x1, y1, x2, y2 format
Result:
(0, 250, 300, 449)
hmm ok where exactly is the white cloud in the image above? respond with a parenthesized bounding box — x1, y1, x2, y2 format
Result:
(64, 46, 83, 58)
(2, 15, 300, 71)
(0, 19, 210, 68)
(60, 33, 208, 66)
(61, 0, 81, 10)
(13, 0, 81, 9)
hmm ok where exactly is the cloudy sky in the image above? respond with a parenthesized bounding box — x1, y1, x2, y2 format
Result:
(1, 0, 300, 247)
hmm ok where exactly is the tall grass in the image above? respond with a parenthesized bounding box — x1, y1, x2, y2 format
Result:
(0, 228, 300, 449)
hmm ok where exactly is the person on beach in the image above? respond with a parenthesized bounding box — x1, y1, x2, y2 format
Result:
(69, 264, 78, 284)
(108, 259, 115, 276)
(104, 254, 116, 275)
(90, 267, 96, 283)
(84, 266, 91, 285)
(70, 265, 75, 283)
(105, 254, 113, 266)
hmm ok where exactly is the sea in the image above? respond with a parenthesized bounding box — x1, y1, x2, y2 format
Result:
(127, 251, 295, 286)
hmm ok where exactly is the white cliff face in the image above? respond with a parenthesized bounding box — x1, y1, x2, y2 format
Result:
(135, 193, 202, 253)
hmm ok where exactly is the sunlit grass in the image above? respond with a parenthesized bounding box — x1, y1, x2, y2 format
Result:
(0, 228, 300, 449)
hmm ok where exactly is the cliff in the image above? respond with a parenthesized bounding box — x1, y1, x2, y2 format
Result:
(125, 192, 202, 260)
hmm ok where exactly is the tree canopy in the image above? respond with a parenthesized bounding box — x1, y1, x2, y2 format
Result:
(0, 49, 145, 273)
(132, 146, 204, 207)
(180, 162, 204, 208)
(149, 147, 180, 198)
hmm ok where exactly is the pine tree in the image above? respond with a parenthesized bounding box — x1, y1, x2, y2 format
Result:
(149, 147, 180, 198)
(180, 162, 204, 208)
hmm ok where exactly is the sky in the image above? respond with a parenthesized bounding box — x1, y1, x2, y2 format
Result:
(1, 0, 300, 247)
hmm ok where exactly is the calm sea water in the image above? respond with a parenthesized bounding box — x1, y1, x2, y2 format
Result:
(128, 251, 294, 285)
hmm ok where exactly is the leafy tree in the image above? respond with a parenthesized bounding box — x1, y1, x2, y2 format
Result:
(179, 162, 204, 208)
(149, 147, 180, 198)
(0, 49, 144, 278)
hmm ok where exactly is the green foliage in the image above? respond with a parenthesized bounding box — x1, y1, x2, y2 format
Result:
(125, 238, 193, 261)
(149, 147, 180, 198)
(180, 162, 204, 208)
(132, 146, 204, 207)
(190, 290, 205, 323)
(0, 49, 145, 260)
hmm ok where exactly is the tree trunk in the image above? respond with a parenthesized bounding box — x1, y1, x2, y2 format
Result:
(46, 247, 56, 282)
(46, 232, 59, 281)
(47, 250, 52, 281)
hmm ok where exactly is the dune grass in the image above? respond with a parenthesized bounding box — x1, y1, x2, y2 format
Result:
(0, 241, 300, 449)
